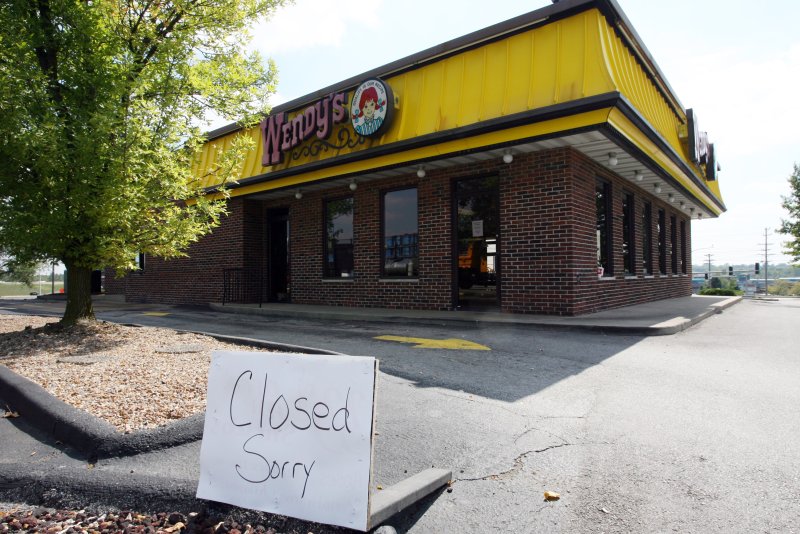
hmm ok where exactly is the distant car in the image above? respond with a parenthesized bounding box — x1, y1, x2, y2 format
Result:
(29, 291, 38, 295)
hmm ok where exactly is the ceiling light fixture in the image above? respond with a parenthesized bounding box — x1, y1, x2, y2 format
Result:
(416, 166, 426, 178)
(294, 190, 303, 200)
(349, 180, 357, 191)
(503, 149, 514, 164)
(607, 152, 618, 166)
(634, 170, 644, 182)
(654, 183, 662, 194)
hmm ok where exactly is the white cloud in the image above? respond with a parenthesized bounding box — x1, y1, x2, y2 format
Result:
(251, 0, 384, 55)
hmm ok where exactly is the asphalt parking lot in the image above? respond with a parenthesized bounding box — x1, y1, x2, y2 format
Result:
(1, 296, 799, 532)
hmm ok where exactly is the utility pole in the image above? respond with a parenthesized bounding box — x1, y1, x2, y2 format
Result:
(764, 228, 769, 295)
(757, 228, 773, 295)
(705, 253, 713, 277)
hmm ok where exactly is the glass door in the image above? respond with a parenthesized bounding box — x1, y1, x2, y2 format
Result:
(455, 176, 499, 309)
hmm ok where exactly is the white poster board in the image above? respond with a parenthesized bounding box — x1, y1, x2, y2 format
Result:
(197, 351, 377, 531)
(472, 219, 484, 237)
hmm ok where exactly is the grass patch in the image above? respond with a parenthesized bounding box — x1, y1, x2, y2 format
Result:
(0, 281, 64, 297)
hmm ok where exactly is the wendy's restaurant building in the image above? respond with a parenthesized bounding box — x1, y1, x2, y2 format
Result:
(106, 0, 725, 316)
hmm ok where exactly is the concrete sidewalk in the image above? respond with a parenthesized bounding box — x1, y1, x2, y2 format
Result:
(209, 294, 743, 336)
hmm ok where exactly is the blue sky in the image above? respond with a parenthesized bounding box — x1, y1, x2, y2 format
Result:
(249, 0, 800, 266)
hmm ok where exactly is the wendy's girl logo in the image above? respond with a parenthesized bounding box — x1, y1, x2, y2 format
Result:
(351, 79, 394, 137)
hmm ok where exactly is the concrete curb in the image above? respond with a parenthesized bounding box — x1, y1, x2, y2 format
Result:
(210, 296, 745, 337)
(0, 462, 449, 533)
(0, 328, 341, 460)
(0, 463, 200, 513)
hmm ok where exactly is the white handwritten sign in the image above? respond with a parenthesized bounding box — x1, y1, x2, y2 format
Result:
(197, 351, 377, 531)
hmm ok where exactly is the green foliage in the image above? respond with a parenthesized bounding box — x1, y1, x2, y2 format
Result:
(709, 276, 722, 289)
(768, 280, 800, 296)
(778, 163, 800, 264)
(0, 253, 39, 286)
(0, 0, 287, 321)
(699, 288, 738, 296)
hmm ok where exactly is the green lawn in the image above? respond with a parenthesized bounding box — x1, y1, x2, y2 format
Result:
(0, 281, 64, 297)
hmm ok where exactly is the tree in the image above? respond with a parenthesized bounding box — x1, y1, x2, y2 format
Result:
(0, 0, 285, 325)
(0, 252, 39, 286)
(778, 163, 800, 264)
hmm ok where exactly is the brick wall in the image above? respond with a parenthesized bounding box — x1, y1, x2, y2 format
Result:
(279, 171, 453, 310)
(104, 197, 264, 305)
(106, 147, 692, 315)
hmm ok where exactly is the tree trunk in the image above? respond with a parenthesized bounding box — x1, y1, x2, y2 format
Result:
(62, 262, 95, 325)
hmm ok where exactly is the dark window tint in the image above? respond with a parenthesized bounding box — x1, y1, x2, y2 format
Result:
(658, 209, 666, 275)
(642, 202, 652, 275)
(324, 197, 354, 278)
(383, 188, 418, 277)
(623, 192, 635, 276)
(670, 215, 678, 274)
(596, 180, 612, 276)
(680, 220, 687, 274)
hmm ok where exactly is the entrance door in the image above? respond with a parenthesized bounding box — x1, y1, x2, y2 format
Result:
(267, 209, 290, 302)
(455, 176, 500, 309)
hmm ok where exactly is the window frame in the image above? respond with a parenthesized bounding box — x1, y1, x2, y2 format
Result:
(658, 209, 667, 275)
(642, 202, 653, 275)
(680, 220, 688, 275)
(670, 214, 678, 274)
(323, 195, 355, 279)
(595, 179, 613, 276)
(134, 252, 145, 273)
(622, 191, 636, 276)
(381, 186, 419, 278)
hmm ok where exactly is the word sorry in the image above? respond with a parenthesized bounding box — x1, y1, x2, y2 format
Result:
(236, 434, 316, 498)
(261, 92, 348, 166)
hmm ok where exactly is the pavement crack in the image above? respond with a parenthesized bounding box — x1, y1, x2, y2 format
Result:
(513, 426, 570, 446)
(455, 449, 534, 483)
(534, 442, 572, 453)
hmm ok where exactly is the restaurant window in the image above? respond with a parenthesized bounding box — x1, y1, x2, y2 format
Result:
(596, 180, 613, 276)
(642, 202, 652, 275)
(658, 209, 666, 275)
(680, 220, 687, 274)
(134, 252, 145, 272)
(324, 197, 354, 278)
(382, 188, 418, 277)
(622, 192, 635, 276)
(670, 215, 678, 274)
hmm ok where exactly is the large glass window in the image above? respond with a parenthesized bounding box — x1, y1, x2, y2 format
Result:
(622, 192, 635, 276)
(596, 180, 612, 276)
(670, 214, 678, 274)
(642, 202, 652, 275)
(382, 188, 418, 277)
(680, 220, 687, 274)
(658, 209, 666, 275)
(324, 197, 354, 278)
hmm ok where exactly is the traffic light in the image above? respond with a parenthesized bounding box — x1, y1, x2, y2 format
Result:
(728, 266, 733, 276)
(704, 272, 708, 280)
(755, 262, 760, 274)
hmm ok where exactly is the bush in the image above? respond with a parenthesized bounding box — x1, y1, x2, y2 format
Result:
(768, 280, 800, 296)
(699, 288, 737, 296)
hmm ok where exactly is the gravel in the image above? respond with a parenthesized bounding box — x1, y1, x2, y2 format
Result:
(0, 315, 363, 533)
(0, 314, 271, 432)
(0, 504, 351, 533)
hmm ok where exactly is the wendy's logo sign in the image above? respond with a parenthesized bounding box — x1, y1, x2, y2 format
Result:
(351, 79, 393, 137)
(261, 92, 348, 166)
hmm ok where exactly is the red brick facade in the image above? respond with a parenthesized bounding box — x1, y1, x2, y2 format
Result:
(106, 147, 692, 315)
